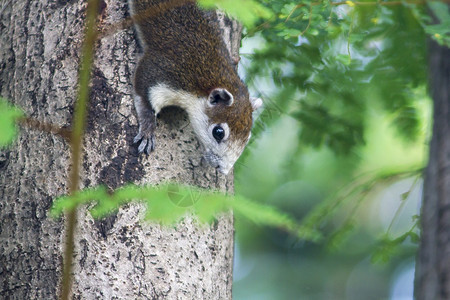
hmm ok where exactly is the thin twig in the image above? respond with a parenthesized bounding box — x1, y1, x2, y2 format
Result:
(347, 9, 355, 58)
(327, 0, 334, 27)
(59, 1, 202, 297)
(386, 175, 421, 235)
(18, 116, 71, 141)
(285, 4, 302, 22)
(60, 0, 101, 299)
(301, 4, 314, 35)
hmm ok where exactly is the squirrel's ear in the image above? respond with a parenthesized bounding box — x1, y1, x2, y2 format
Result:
(250, 97, 263, 111)
(209, 88, 234, 106)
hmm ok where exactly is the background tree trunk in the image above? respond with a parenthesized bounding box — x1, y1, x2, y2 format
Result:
(415, 40, 450, 299)
(0, 0, 241, 298)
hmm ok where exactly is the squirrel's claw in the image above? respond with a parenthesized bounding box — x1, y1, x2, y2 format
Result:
(133, 132, 144, 145)
(134, 128, 156, 155)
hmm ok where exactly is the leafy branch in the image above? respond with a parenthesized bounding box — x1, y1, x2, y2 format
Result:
(371, 219, 420, 263)
(50, 183, 322, 241)
(0, 99, 23, 147)
(301, 167, 423, 251)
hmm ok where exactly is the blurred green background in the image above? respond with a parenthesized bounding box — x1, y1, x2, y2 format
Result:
(229, 0, 445, 298)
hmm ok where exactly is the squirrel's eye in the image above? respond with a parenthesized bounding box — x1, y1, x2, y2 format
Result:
(212, 125, 225, 142)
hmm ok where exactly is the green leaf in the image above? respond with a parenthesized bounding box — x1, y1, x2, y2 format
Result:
(408, 232, 420, 244)
(412, 2, 450, 47)
(50, 195, 77, 218)
(326, 221, 355, 252)
(335, 54, 352, 66)
(145, 193, 187, 225)
(232, 195, 322, 241)
(194, 192, 229, 223)
(0, 98, 23, 148)
(371, 238, 400, 264)
(198, 0, 273, 28)
(392, 106, 419, 141)
(51, 186, 109, 218)
(90, 186, 126, 218)
(428, 2, 450, 23)
(371, 231, 416, 264)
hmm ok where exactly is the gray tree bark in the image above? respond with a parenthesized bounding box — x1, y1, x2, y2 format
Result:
(415, 40, 450, 299)
(0, 0, 241, 298)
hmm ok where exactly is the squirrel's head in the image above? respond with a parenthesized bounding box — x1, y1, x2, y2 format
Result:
(190, 88, 262, 175)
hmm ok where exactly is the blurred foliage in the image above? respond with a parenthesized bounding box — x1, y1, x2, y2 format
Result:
(415, 1, 450, 47)
(231, 0, 441, 298)
(234, 104, 427, 298)
(243, 0, 432, 152)
(234, 0, 433, 255)
(0, 98, 23, 148)
(235, 0, 435, 241)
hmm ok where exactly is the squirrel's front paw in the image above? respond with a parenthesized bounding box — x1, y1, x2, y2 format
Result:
(133, 123, 156, 155)
(134, 132, 155, 155)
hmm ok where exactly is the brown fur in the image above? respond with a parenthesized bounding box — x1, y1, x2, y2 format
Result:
(130, 0, 253, 144)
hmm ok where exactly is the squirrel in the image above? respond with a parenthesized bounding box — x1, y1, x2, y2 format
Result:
(128, 0, 262, 175)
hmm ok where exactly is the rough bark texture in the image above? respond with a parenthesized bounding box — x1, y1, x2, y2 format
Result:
(415, 40, 450, 299)
(0, 0, 242, 298)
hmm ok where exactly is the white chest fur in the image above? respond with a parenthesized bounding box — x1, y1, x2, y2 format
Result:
(148, 83, 210, 145)
(149, 83, 203, 115)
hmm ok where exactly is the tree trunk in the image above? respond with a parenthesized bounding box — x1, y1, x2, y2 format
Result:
(0, 1, 241, 298)
(415, 40, 450, 299)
